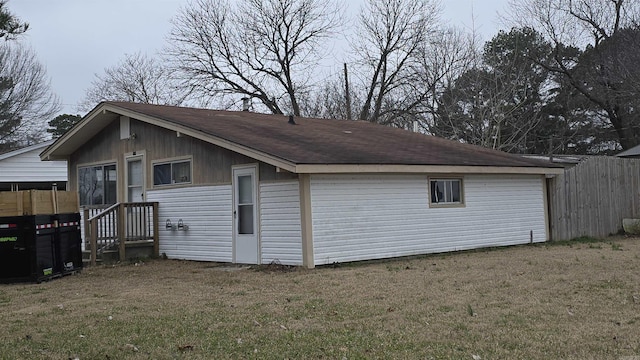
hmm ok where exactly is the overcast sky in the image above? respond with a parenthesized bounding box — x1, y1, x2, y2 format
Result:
(9, 0, 509, 116)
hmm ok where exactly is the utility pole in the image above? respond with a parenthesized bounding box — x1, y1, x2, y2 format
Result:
(344, 63, 352, 120)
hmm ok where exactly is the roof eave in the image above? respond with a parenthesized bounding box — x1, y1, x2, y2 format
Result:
(40, 103, 114, 161)
(294, 164, 564, 175)
(1, 140, 54, 161)
(39, 102, 564, 176)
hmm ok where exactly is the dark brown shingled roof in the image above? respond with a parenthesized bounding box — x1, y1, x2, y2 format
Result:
(105, 101, 556, 168)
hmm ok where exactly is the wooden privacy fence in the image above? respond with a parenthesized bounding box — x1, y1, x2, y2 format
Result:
(548, 157, 640, 240)
(0, 189, 78, 216)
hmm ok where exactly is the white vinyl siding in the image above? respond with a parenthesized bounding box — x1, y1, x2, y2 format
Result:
(310, 174, 546, 265)
(259, 181, 303, 265)
(0, 142, 67, 183)
(146, 185, 232, 262)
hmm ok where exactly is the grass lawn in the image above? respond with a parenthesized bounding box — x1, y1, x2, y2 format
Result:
(1, 236, 639, 359)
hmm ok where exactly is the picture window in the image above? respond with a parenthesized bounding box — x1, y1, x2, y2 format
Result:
(78, 163, 117, 206)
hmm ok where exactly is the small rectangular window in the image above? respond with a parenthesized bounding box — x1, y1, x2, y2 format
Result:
(153, 159, 191, 186)
(430, 178, 463, 206)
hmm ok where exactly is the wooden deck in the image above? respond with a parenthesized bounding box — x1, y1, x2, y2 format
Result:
(83, 202, 159, 265)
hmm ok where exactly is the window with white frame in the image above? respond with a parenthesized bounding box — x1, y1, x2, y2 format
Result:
(429, 178, 463, 205)
(153, 159, 191, 186)
(78, 163, 117, 206)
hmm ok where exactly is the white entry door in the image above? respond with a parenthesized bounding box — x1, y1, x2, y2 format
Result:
(126, 155, 146, 240)
(126, 156, 145, 202)
(233, 166, 259, 264)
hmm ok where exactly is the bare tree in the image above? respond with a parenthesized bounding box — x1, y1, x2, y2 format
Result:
(0, 1, 28, 40)
(301, 72, 364, 120)
(506, 0, 640, 149)
(166, 0, 343, 116)
(0, 43, 60, 151)
(507, 0, 639, 48)
(79, 52, 191, 112)
(304, 1, 475, 129)
(430, 27, 564, 154)
(351, 0, 442, 124)
(405, 26, 478, 130)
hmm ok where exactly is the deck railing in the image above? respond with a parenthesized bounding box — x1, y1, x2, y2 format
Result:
(86, 202, 159, 265)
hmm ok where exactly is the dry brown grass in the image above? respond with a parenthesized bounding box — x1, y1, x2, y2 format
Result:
(1, 236, 640, 359)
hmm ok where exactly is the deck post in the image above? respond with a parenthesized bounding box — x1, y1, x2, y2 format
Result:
(90, 218, 97, 266)
(118, 203, 126, 261)
(83, 208, 90, 250)
(152, 202, 159, 257)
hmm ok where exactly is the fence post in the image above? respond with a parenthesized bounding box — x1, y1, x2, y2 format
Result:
(118, 204, 126, 261)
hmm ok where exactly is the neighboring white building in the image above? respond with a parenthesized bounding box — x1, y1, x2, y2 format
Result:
(42, 102, 563, 268)
(617, 144, 640, 158)
(0, 140, 67, 191)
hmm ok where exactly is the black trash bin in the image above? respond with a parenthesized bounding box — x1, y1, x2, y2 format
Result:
(0, 216, 32, 281)
(0, 214, 81, 283)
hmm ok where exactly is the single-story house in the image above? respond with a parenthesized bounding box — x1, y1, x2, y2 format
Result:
(0, 140, 67, 191)
(41, 102, 563, 268)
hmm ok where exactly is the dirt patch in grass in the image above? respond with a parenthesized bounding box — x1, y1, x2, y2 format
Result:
(1, 236, 640, 359)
